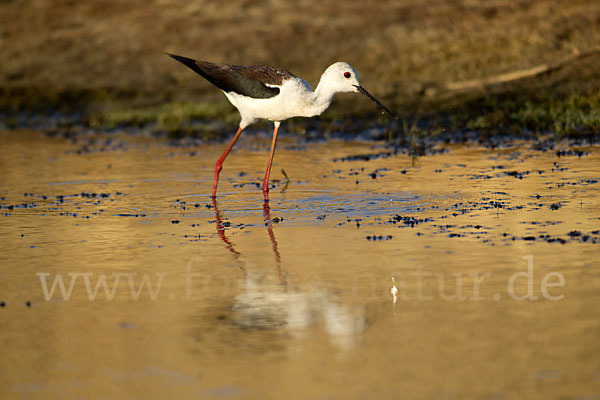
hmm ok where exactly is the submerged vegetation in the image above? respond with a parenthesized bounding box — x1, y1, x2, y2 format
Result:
(91, 101, 240, 132)
(452, 92, 600, 137)
(82, 84, 600, 144)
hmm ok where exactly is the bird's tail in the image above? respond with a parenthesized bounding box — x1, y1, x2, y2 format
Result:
(165, 53, 206, 76)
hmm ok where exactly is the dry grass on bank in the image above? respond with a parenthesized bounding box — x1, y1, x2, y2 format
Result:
(1, 0, 600, 136)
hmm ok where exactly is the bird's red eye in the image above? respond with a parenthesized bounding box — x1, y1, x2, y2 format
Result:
(344, 72, 351, 78)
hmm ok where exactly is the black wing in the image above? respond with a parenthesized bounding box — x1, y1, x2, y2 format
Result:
(168, 54, 281, 99)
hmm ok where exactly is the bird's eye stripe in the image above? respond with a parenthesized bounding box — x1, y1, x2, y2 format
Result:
(344, 72, 351, 78)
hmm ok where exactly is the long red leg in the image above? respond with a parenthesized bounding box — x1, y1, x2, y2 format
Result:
(262, 122, 280, 202)
(212, 126, 243, 198)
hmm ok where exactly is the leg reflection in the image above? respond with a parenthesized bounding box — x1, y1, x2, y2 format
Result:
(211, 198, 285, 282)
(212, 198, 245, 272)
(209, 202, 365, 351)
(263, 202, 285, 284)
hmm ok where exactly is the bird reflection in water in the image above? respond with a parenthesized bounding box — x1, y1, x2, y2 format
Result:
(211, 198, 284, 280)
(212, 197, 245, 272)
(210, 199, 367, 351)
(262, 201, 284, 282)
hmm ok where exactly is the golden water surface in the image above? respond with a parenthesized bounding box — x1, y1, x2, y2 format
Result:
(0, 131, 599, 399)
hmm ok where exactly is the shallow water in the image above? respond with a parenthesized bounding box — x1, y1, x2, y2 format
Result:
(0, 130, 599, 399)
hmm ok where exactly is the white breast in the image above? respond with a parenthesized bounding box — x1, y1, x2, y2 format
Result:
(223, 78, 315, 125)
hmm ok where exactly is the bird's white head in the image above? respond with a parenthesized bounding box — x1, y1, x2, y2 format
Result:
(316, 61, 399, 120)
(320, 62, 361, 93)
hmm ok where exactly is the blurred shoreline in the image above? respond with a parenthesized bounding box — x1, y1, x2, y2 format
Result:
(1, 0, 599, 140)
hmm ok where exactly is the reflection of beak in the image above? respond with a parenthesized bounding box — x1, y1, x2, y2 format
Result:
(354, 85, 399, 120)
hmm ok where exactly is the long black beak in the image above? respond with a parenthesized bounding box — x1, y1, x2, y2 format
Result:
(354, 85, 399, 120)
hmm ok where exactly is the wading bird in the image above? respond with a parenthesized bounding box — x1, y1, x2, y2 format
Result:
(168, 54, 397, 201)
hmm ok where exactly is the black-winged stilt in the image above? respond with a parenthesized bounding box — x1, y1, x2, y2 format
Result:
(168, 54, 397, 201)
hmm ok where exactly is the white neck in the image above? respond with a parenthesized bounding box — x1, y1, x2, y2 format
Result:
(303, 78, 337, 117)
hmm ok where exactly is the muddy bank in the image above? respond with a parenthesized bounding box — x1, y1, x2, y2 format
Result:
(2, 0, 600, 142)
(3, 54, 600, 142)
